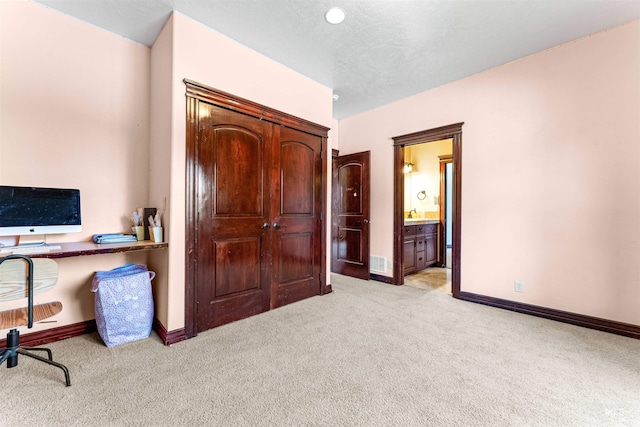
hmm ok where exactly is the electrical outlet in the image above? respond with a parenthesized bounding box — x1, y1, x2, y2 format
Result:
(514, 280, 524, 292)
(388, 260, 392, 269)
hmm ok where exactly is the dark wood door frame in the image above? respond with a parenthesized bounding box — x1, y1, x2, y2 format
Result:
(392, 122, 463, 298)
(439, 154, 453, 268)
(184, 79, 330, 339)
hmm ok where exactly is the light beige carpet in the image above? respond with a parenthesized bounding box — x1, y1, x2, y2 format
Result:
(1, 273, 639, 426)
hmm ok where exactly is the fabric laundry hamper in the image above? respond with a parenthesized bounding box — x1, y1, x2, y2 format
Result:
(91, 263, 155, 347)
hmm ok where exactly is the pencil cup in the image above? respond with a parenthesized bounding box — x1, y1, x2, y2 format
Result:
(152, 227, 163, 243)
(135, 226, 145, 241)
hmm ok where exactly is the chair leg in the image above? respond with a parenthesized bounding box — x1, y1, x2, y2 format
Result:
(0, 348, 16, 365)
(19, 346, 53, 361)
(1, 329, 71, 386)
(4, 329, 19, 368)
(17, 348, 71, 387)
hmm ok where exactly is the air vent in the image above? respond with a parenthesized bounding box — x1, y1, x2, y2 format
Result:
(370, 255, 386, 273)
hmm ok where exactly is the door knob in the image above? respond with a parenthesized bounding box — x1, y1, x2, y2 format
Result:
(273, 223, 287, 229)
(260, 223, 270, 229)
(363, 219, 370, 224)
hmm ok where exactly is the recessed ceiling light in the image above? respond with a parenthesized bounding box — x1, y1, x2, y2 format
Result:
(325, 7, 345, 25)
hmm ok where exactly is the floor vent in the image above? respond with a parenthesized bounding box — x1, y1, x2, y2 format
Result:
(370, 255, 386, 273)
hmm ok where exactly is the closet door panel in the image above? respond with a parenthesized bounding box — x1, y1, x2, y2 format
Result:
(196, 103, 272, 331)
(278, 232, 314, 283)
(186, 82, 329, 338)
(280, 141, 314, 215)
(213, 238, 261, 297)
(213, 128, 263, 216)
(271, 127, 322, 307)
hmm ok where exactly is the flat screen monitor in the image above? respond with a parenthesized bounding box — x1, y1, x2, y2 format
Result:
(0, 185, 82, 245)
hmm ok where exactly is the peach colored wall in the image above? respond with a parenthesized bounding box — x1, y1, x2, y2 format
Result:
(339, 21, 640, 325)
(0, 1, 151, 333)
(149, 13, 334, 331)
(147, 14, 174, 330)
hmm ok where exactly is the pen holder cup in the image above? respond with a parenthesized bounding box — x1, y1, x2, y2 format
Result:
(149, 226, 163, 243)
(134, 226, 145, 241)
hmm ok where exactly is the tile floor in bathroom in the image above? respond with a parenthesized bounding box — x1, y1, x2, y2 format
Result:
(403, 267, 452, 294)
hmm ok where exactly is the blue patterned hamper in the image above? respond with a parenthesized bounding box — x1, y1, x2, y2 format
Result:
(91, 264, 155, 347)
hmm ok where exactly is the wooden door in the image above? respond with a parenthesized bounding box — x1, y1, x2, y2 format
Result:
(331, 151, 370, 280)
(195, 103, 273, 331)
(185, 80, 330, 339)
(270, 126, 323, 307)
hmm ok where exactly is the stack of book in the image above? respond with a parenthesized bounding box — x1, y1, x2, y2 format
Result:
(92, 234, 137, 244)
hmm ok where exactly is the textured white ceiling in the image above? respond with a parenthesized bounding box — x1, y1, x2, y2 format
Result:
(32, 0, 640, 119)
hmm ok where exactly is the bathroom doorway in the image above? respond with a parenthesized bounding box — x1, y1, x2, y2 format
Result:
(391, 123, 463, 298)
(400, 141, 452, 294)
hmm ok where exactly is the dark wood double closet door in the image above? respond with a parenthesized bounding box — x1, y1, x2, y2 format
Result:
(185, 81, 329, 336)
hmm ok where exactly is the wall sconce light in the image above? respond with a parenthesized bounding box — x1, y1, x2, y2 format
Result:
(403, 162, 413, 174)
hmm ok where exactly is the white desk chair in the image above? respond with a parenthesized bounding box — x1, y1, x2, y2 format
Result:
(0, 255, 71, 386)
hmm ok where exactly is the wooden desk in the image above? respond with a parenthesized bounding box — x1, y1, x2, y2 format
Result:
(0, 241, 169, 349)
(4, 241, 168, 260)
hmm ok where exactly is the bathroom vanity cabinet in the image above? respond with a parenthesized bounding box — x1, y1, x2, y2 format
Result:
(403, 222, 438, 275)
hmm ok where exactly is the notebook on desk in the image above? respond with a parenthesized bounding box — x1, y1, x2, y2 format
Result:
(92, 234, 137, 244)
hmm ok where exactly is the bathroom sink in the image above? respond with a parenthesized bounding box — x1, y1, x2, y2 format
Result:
(404, 218, 439, 224)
